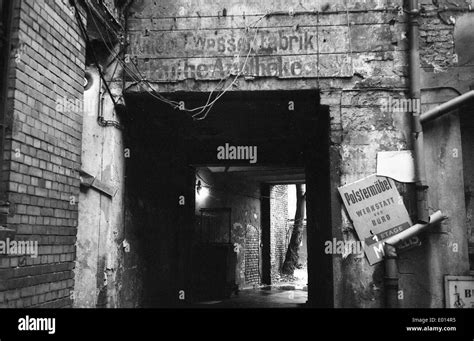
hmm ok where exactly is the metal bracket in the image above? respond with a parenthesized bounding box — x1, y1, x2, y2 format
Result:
(79, 169, 116, 198)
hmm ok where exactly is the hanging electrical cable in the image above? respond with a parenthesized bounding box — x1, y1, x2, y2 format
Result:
(86, 1, 215, 109)
(71, 0, 122, 129)
(87, 2, 268, 119)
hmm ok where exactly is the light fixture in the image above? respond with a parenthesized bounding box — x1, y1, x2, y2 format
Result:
(196, 180, 209, 200)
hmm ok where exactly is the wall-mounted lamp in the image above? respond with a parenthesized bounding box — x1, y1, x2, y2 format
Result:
(196, 180, 209, 201)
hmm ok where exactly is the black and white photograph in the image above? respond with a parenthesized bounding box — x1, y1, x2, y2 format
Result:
(0, 0, 473, 339)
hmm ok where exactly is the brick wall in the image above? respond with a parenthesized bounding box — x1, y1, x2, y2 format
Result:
(419, 0, 458, 71)
(270, 184, 288, 281)
(0, 0, 85, 308)
(244, 225, 260, 285)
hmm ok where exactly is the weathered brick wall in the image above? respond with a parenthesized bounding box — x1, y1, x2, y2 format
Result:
(244, 225, 260, 285)
(419, 0, 463, 71)
(270, 184, 288, 281)
(0, 0, 85, 308)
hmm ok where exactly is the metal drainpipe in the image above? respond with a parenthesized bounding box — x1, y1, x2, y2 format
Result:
(383, 243, 399, 308)
(384, 0, 427, 308)
(409, 0, 430, 224)
(420, 90, 474, 124)
(383, 211, 447, 308)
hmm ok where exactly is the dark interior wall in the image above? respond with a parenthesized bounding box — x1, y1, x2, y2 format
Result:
(305, 106, 333, 307)
(195, 168, 262, 288)
(123, 109, 193, 306)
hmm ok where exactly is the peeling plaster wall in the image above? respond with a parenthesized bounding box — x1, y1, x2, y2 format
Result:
(124, 0, 473, 308)
(73, 68, 101, 308)
(74, 65, 126, 307)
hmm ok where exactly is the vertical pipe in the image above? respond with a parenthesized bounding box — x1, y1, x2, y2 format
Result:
(384, 244, 399, 308)
(383, 0, 426, 308)
(409, 0, 430, 223)
(0, 0, 14, 208)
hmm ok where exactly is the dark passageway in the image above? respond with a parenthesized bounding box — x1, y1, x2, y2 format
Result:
(122, 90, 332, 307)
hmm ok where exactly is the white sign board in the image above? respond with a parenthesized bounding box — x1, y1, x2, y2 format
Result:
(445, 276, 474, 308)
(376, 150, 416, 183)
(338, 174, 412, 265)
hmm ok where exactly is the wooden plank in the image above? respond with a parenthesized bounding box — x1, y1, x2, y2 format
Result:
(79, 169, 116, 197)
(91, 178, 116, 198)
(79, 171, 95, 188)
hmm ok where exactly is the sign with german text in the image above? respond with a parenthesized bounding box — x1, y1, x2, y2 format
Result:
(338, 174, 412, 265)
(126, 21, 353, 81)
(444, 276, 474, 308)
